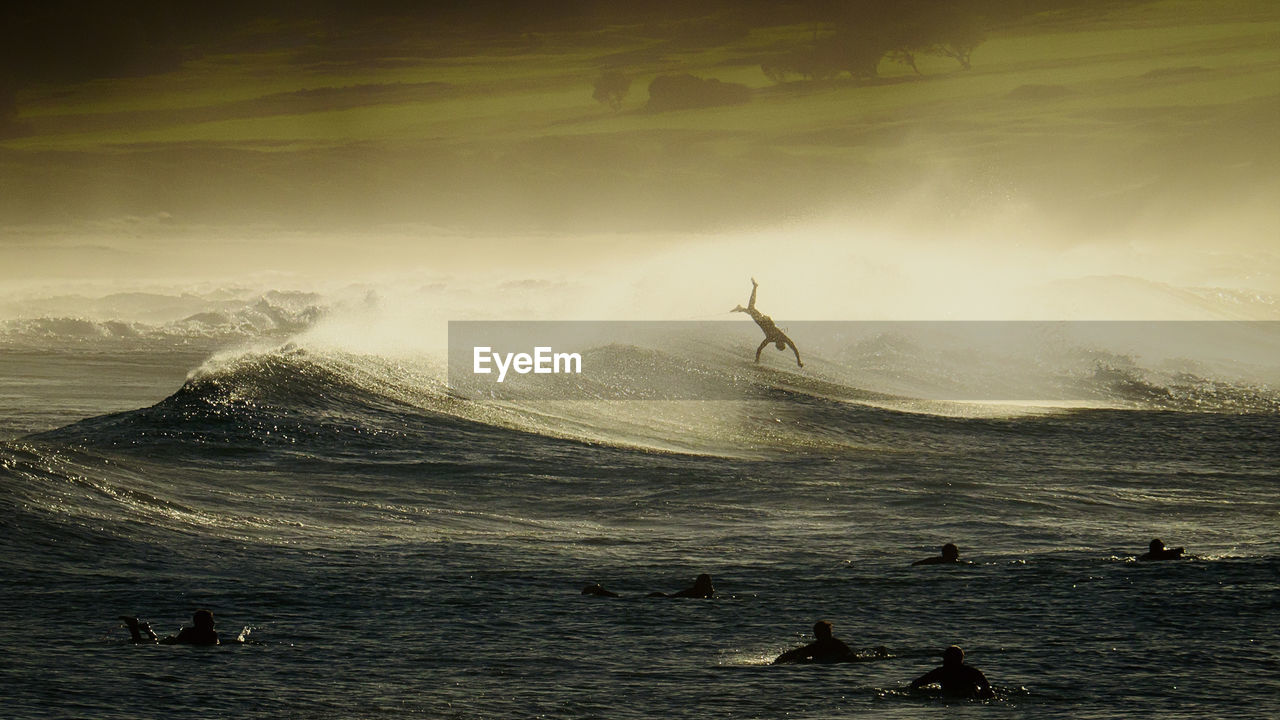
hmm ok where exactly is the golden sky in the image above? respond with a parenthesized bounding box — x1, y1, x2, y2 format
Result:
(2, 1, 1277, 317)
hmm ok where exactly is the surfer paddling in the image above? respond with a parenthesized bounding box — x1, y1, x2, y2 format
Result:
(773, 621, 855, 664)
(120, 609, 220, 645)
(1138, 538, 1185, 561)
(910, 645, 995, 699)
(732, 278, 802, 368)
(648, 573, 715, 598)
(912, 543, 970, 566)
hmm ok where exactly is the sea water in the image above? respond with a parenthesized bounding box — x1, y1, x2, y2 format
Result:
(1, 321, 1277, 719)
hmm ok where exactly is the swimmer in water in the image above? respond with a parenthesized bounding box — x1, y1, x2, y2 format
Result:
(120, 609, 220, 645)
(912, 543, 967, 566)
(581, 582, 620, 597)
(1138, 538, 1185, 561)
(773, 620, 855, 664)
(732, 278, 803, 368)
(911, 645, 995, 699)
(648, 573, 715, 598)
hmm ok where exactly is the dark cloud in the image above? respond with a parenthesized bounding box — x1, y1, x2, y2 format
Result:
(3, 0, 1273, 242)
(2, 1, 1143, 86)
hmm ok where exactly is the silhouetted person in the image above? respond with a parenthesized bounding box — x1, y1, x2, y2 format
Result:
(773, 620, 855, 664)
(1138, 538, 1184, 561)
(732, 278, 802, 367)
(581, 582, 620, 597)
(912, 543, 967, 566)
(649, 573, 715, 598)
(911, 645, 994, 699)
(121, 609, 219, 645)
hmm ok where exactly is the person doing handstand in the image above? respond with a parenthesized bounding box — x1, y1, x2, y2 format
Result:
(732, 278, 802, 367)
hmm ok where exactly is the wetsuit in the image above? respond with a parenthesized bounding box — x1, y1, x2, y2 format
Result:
(774, 636, 855, 664)
(912, 663, 994, 698)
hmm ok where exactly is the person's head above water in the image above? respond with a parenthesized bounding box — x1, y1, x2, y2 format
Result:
(192, 609, 214, 630)
(1149, 538, 1165, 553)
(813, 620, 834, 640)
(943, 645, 965, 667)
(692, 574, 713, 592)
(911, 644, 994, 698)
(941, 543, 960, 561)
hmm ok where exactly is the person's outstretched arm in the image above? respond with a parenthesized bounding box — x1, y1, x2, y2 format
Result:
(755, 339, 769, 362)
(785, 337, 803, 367)
(974, 669, 995, 699)
(120, 616, 159, 643)
(911, 667, 943, 690)
(773, 643, 814, 664)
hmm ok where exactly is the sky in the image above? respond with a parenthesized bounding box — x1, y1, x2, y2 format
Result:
(1, 0, 1278, 319)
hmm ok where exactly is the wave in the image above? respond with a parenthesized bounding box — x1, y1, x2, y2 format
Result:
(27, 327, 1280, 469)
(35, 347, 839, 459)
(0, 440, 290, 553)
(6, 339, 1277, 557)
(0, 291, 326, 344)
(0, 433, 604, 553)
(1083, 356, 1280, 413)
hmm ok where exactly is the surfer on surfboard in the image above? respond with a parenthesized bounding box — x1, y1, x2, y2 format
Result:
(773, 620, 855, 664)
(120, 609, 221, 645)
(732, 278, 803, 368)
(648, 573, 715, 598)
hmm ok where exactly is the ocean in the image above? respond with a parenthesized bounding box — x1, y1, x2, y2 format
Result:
(1, 308, 1277, 719)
